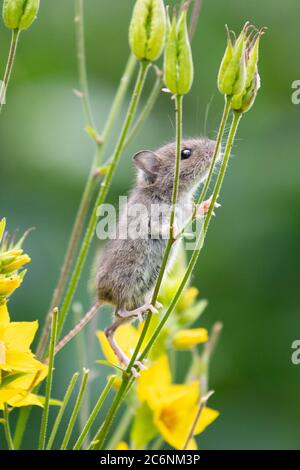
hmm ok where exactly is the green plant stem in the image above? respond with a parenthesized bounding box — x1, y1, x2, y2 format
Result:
(56, 60, 150, 340)
(73, 304, 90, 445)
(75, 0, 95, 130)
(46, 372, 79, 450)
(3, 405, 14, 450)
(13, 406, 30, 449)
(127, 94, 183, 372)
(73, 375, 115, 450)
(90, 379, 128, 450)
(60, 369, 90, 450)
(0, 29, 20, 113)
(124, 70, 162, 148)
(38, 309, 58, 450)
(95, 110, 242, 450)
(177, 96, 231, 238)
(105, 405, 133, 450)
(93, 94, 184, 450)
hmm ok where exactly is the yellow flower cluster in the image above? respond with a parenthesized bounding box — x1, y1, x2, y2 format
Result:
(0, 218, 47, 410)
(0, 218, 31, 301)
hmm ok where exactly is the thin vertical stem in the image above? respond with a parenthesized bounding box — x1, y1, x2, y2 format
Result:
(177, 96, 231, 238)
(3, 405, 14, 450)
(56, 60, 150, 340)
(60, 369, 90, 450)
(38, 309, 58, 450)
(0, 29, 20, 113)
(46, 372, 79, 450)
(105, 406, 133, 450)
(127, 94, 183, 372)
(75, 0, 95, 130)
(73, 375, 115, 450)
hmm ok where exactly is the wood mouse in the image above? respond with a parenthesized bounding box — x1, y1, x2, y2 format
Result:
(55, 138, 216, 373)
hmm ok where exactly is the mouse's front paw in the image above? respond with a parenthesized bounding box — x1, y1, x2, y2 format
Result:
(195, 196, 221, 218)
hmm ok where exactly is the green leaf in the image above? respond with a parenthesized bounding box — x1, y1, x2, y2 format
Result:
(96, 360, 124, 374)
(131, 402, 158, 449)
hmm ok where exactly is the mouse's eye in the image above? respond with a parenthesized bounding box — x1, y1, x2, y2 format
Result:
(181, 148, 192, 160)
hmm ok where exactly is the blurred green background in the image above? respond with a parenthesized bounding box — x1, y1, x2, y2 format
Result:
(1, 0, 300, 450)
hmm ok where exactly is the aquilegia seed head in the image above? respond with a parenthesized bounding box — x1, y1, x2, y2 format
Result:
(164, 7, 194, 95)
(129, 0, 166, 62)
(218, 22, 248, 97)
(231, 28, 266, 114)
(3, 0, 40, 31)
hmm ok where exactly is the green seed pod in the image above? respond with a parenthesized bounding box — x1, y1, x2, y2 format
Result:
(129, 0, 166, 62)
(164, 10, 194, 96)
(231, 71, 260, 114)
(3, 0, 40, 30)
(218, 23, 247, 96)
(217, 26, 233, 93)
(245, 35, 260, 88)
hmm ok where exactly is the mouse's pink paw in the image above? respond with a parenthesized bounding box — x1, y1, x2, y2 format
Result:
(195, 196, 221, 218)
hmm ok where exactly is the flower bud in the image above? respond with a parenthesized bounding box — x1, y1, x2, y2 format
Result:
(231, 30, 265, 114)
(3, 0, 40, 31)
(1, 254, 31, 274)
(129, 0, 166, 62)
(0, 274, 21, 296)
(231, 71, 261, 114)
(172, 328, 209, 350)
(218, 23, 247, 96)
(164, 9, 194, 95)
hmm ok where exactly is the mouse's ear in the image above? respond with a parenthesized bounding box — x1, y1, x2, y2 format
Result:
(133, 150, 160, 181)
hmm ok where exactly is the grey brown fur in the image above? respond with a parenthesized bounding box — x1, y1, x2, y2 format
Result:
(96, 138, 216, 312)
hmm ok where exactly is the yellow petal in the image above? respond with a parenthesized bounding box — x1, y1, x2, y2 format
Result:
(137, 355, 172, 407)
(194, 407, 220, 435)
(186, 438, 198, 450)
(172, 328, 209, 350)
(152, 382, 200, 449)
(0, 389, 19, 409)
(0, 301, 10, 324)
(3, 321, 38, 351)
(8, 364, 48, 390)
(115, 441, 129, 450)
(0, 341, 6, 363)
(96, 324, 139, 365)
(2, 350, 45, 373)
(8, 392, 44, 408)
(0, 275, 21, 296)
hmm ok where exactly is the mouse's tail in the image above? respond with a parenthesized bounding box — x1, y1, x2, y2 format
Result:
(54, 301, 102, 356)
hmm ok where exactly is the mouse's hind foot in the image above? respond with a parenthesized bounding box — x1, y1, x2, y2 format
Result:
(116, 302, 161, 323)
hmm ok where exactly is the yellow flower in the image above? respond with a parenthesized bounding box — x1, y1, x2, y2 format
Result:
(115, 441, 129, 450)
(172, 328, 209, 350)
(0, 274, 22, 296)
(137, 355, 219, 449)
(0, 301, 47, 375)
